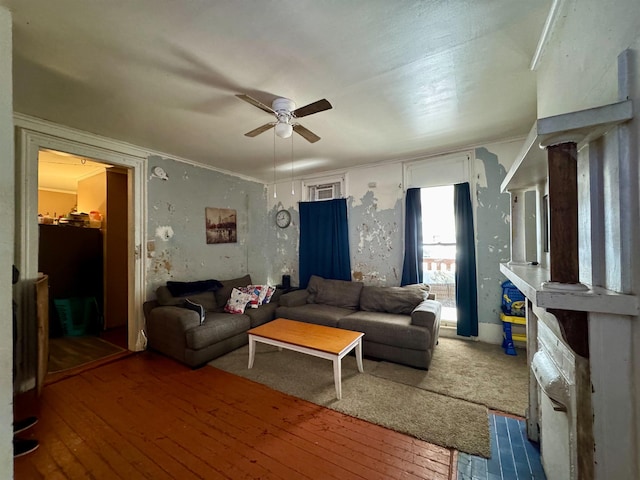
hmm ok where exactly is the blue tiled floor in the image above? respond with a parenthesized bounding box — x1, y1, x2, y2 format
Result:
(458, 413, 546, 480)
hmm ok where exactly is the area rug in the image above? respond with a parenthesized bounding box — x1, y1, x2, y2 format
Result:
(370, 336, 528, 416)
(210, 342, 493, 457)
(48, 336, 126, 373)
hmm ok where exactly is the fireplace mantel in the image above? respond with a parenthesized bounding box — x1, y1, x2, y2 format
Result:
(500, 57, 637, 479)
(500, 263, 639, 316)
(501, 99, 633, 192)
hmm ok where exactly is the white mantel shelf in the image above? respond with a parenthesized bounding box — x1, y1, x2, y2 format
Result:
(500, 263, 639, 316)
(501, 99, 633, 192)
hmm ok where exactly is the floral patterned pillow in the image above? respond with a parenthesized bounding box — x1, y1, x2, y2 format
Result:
(262, 285, 276, 304)
(224, 288, 252, 314)
(242, 285, 264, 309)
(244, 284, 277, 307)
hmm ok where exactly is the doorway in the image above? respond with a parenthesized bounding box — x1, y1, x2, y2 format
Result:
(13, 122, 146, 394)
(421, 185, 457, 324)
(37, 149, 129, 374)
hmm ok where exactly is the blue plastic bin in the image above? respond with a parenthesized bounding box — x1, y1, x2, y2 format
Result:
(54, 297, 98, 336)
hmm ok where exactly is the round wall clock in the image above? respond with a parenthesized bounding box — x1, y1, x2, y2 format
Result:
(275, 209, 291, 228)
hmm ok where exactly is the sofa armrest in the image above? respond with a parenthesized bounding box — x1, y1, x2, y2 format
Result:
(411, 299, 441, 329)
(278, 289, 309, 307)
(143, 300, 159, 321)
(148, 305, 201, 332)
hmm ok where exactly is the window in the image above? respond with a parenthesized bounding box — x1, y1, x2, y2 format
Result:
(308, 182, 341, 201)
(404, 151, 472, 326)
(421, 185, 457, 324)
(303, 174, 346, 202)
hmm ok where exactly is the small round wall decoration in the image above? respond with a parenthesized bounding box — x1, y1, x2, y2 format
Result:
(275, 209, 291, 228)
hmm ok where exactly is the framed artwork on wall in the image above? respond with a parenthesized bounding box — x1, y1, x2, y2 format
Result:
(205, 207, 237, 244)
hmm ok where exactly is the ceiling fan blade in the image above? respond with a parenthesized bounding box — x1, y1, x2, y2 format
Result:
(292, 99, 332, 118)
(245, 123, 275, 137)
(236, 94, 275, 114)
(293, 124, 321, 143)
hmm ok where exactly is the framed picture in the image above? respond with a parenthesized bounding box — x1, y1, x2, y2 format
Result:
(205, 207, 237, 244)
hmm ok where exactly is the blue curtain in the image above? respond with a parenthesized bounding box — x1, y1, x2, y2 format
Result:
(401, 188, 423, 286)
(299, 199, 351, 288)
(454, 182, 478, 337)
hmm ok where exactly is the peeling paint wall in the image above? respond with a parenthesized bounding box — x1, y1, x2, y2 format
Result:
(348, 163, 404, 285)
(266, 180, 303, 286)
(265, 144, 519, 330)
(474, 144, 517, 327)
(145, 155, 269, 298)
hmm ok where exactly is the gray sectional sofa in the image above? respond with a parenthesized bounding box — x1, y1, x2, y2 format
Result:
(143, 274, 441, 370)
(143, 275, 279, 367)
(276, 275, 442, 369)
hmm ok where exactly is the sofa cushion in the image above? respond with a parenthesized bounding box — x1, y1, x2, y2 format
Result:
(185, 312, 250, 350)
(314, 278, 364, 309)
(156, 286, 218, 312)
(184, 299, 205, 325)
(278, 289, 309, 307)
(360, 284, 429, 314)
(306, 275, 324, 303)
(243, 302, 278, 328)
(215, 274, 252, 308)
(339, 311, 431, 351)
(276, 304, 353, 327)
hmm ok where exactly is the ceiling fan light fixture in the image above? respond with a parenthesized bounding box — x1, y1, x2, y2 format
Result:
(275, 122, 293, 139)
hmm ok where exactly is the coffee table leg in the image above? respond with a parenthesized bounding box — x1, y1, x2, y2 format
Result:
(248, 335, 255, 369)
(356, 339, 364, 373)
(333, 357, 342, 400)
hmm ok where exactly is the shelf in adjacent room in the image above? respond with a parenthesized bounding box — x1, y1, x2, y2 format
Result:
(501, 99, 633, 192)
(500, 263, 639, 316)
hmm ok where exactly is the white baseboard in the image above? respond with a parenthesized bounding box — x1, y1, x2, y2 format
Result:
(478, 322, 504, 345)
(439, 322, 503, 344)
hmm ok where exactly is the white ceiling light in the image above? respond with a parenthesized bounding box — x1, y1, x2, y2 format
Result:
(275, 121, 293, 138)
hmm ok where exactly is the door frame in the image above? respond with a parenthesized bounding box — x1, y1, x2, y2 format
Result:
(14, 114, 147, 390)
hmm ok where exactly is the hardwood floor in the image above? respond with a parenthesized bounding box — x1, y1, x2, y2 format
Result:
(15, 352, 457, 479)
(48, 336, 125, 373)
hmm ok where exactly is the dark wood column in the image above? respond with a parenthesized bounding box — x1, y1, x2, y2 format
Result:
(547, 142, 580, 284)
(546, 141, 589, 358)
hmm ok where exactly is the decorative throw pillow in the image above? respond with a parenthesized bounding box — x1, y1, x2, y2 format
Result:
(183, 299, 205, 325)
(262, 285, 276, 304)
(242, 285, 264, 309)
(224, 288, 252, 314)
(248, 284, 269, 305)
(215, 274, 252, 308)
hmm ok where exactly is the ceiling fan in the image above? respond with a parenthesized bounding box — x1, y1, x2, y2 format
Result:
(236, 94, 332, 143)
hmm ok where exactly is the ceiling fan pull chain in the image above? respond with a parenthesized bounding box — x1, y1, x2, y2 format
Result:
(291, 136, 295, 196)
(273, 128, 277, 199)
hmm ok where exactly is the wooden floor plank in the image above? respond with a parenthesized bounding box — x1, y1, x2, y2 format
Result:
(80, 369, 282, 479)
(44, 385, 172, 480)
(66, 376, 223, 480)
(15, 352, 455, 480)
(185, 371, 430, 480)
(198, 367, 450, 479)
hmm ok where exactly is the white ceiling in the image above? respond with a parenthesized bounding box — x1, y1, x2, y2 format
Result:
(38, 149, 108, 193)
(3, 1, 551, 184)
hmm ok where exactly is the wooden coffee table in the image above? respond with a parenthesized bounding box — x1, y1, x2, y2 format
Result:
(247, 318, 364, 400)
